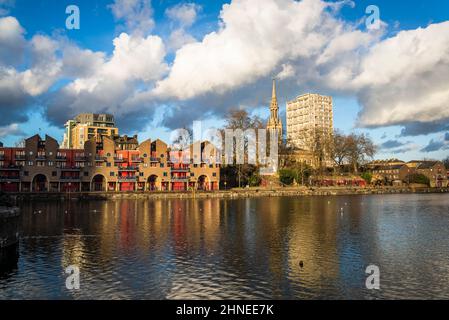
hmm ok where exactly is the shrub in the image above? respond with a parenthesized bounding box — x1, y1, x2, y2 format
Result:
(361, 172, 373, 184)
(406, 174, 430, 186)
(279, 169, 295, 186)
(248, 174, 262, 187)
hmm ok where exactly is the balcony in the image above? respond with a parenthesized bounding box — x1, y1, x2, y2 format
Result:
(118, 166, 138, 171)
(0, 165, 22, 171)
(60, 167, 81, 171)
(114, 157, 125, 162)
(75, 156, 86, 161)
(56, 156, 67, 161)
(0, 176, 20, 181)
(130, 157, 143, 163)
(150, 157, 161, 162)
(171, 167, 190, 173)
(36, 154, 46, 160)
(14, 155, 25, 160)
(60, 176, 81, 182)
(171, 176, 190, 181)
(118, 176, 137, 182)
(95, 156, 107, 161)
(0, 155, 4, 160)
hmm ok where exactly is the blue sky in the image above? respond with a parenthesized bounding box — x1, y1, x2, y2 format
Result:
(1, 0, 449, 161)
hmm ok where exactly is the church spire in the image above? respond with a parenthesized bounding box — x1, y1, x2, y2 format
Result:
(266, 79, 283, 143)
(272, 78, 277, 103)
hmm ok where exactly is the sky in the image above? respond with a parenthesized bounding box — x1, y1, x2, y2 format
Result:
(0, 0, 449, 161)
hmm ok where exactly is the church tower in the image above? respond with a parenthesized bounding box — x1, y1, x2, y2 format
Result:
(266, 79, 283, 143)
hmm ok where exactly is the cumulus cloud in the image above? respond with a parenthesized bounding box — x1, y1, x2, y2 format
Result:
(165, 3, 201, 52)
(0, 67, 31, 125)
(0, 123, 24, 138)
(20, 35, 62, 96)
(166, 3, 201, 28)
(154, 0, 352, 100)
(0, 16, 26, 66)
(167, 28, 197, 52)
(2, 0, 449, 150)
(46, 33, 169, 127)
(276, 64, 295, 80)
(109, 0, 154, 35)
(147, 0, 449, 138)
(354, 22, 449, 130)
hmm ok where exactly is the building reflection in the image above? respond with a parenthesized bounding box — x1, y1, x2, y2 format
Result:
(0, 211, 20, 279)
(7, 195, 449, 299)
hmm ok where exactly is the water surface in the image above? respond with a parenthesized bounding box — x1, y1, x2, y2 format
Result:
(1, 194, 449, 299)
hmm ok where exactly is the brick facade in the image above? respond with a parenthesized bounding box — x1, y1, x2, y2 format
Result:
(0, 134, 220, 193)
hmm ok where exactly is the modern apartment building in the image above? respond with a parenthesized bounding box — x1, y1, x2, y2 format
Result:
(0, 134, 220, 193)
(62, 113, 119, 149)
(286, 93, 333, 151)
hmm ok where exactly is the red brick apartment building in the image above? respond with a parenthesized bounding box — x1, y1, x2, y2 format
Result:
(0, 134, 220, 193)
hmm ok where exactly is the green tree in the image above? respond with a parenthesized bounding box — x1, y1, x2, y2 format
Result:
(279, 169, 295, 186)
(248, 174, 262, 187)
(361, 172, 373, 184)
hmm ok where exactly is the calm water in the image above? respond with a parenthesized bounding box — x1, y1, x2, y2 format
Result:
(1, 194, 449, 300)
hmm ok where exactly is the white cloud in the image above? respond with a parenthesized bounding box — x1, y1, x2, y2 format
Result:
(153, 0, 369, 100)
(166, 3, 201, 28)
(352, 22, 449, 128)
(2, 0, 449, 142)
(0, 16, 26, 66)
(165, 3, 201, 52)
(109, 0, 154, 35)
(19, 35, 62, 96)
(0, 123, 23, 138)
(46, 33, 169, 124)
(276, 64, 295, 80)
(167, 28, 196, 52)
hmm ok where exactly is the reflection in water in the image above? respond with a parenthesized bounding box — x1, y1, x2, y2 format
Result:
(0, 194, 449, 299)
(0, 212, 20, 279)
(0, 243, 19, 278)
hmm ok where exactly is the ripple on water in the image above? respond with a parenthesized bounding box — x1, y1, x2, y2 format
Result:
(1, 194, 449, 299)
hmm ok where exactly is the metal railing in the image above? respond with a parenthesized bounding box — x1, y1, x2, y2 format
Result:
(118, 176, 137, 181)
(0, 176, 20, 181)
(170, 167, 190, 172)
(0, 165, 22, 170)
(170, 177, 190, 181)
(59, 177, 81, 181)
(118, 166, 138, 171)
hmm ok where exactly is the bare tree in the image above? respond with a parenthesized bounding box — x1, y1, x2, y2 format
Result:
(329, 130, 350, 172)
(221, 109, 263, 188)
(443, 156, 449, 169)
(346, 133, 376, 173)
